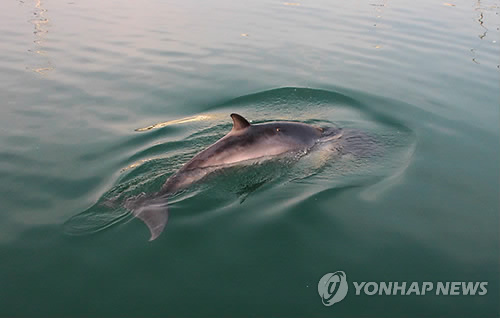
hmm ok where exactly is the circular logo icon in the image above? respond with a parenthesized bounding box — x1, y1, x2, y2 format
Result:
(318, 271, 348, 306)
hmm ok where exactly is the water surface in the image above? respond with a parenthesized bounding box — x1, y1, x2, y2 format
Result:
(0, 0, 498, 317)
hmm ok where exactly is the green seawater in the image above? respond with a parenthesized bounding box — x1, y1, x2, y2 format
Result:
(0, 0, 498, 317)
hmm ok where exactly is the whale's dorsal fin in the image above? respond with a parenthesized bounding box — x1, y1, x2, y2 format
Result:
(230, 113, 251, 131)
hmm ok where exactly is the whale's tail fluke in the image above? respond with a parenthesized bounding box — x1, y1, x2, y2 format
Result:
(125, 193, 169, 241)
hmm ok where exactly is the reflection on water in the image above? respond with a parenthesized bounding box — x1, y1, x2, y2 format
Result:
(471, 0, 499, 64)
(28, 0, 53, 74)
(371, 0, 390, 49)
(135, 114, 220, 132)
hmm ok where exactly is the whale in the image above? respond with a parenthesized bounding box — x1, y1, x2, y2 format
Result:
(126, 113, 342, 241)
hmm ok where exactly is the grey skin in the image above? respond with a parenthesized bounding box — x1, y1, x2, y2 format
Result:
(127, 113, 341, 241)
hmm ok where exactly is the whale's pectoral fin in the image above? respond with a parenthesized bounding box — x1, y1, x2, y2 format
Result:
(131, 199, 169, 241)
